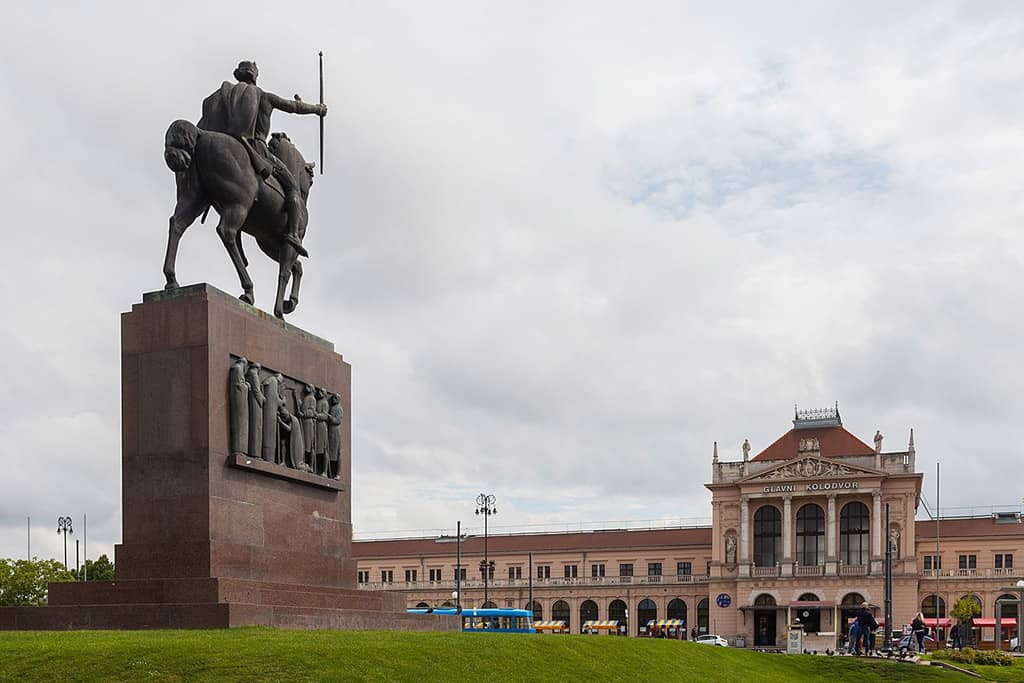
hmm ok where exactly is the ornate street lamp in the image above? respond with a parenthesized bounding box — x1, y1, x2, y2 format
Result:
(475, 493, 497, 606)
(56, 516, 73, 571)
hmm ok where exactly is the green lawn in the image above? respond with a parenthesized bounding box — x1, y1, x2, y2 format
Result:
(0, 629, 987, 682)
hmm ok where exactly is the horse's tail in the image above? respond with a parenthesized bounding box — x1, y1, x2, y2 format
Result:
(164, 119, 200, 173)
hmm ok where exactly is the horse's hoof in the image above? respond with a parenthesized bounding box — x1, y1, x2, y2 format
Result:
(239, 292, 254, 305)
(274, 310, 285, 319)
(282, 300, 297, 314)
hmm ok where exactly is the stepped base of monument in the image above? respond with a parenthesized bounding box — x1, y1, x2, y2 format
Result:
(0, 578, 458, 631)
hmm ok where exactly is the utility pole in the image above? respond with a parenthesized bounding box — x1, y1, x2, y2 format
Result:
(456, 520, 462, 614)
(884, 502, 893, 650)
(934, 463, 941, 636)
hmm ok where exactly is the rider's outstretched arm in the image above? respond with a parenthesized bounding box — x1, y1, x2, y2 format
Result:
(266, 92, 326, 117)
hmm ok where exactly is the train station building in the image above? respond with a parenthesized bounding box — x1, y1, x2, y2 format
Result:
(353, 408, 1024, 647)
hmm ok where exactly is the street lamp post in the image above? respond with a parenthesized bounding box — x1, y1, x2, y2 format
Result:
(475, 493, 497, 606)
(56, 516, 73, 572)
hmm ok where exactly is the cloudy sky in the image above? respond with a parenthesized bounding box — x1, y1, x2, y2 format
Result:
(2, 1, 1023, 562)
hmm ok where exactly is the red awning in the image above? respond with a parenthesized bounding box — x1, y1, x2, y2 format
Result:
(924, 618, 952, 628)
(972, 618, 1017, 628)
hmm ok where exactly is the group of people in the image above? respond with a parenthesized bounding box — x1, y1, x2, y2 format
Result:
(846, 602, 880, 655)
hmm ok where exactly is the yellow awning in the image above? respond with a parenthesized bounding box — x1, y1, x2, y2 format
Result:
(647, 619, 684, 627)
(533, 620, 568, 630)
(582, 620, 620, 629)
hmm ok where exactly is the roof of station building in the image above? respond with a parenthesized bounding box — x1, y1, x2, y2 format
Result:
(353, 526, 713, 559)
(915, 515, 1024, 539)
(751, 406, 876, 461)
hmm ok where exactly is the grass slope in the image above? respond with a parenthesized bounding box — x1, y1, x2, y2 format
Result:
(0, 629, 976, 682)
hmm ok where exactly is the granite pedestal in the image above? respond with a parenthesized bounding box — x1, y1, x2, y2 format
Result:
(0, 285, 456, 632)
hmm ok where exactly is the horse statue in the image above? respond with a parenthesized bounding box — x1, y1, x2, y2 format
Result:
(161, 121, 315, 318)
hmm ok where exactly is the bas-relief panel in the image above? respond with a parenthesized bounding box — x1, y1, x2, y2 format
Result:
(228, 356, 344, 480)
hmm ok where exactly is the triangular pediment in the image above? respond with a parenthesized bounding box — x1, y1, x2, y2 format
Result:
(740, 456, 881, 483)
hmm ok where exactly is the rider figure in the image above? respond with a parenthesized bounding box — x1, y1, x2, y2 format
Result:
(200, 61, 326, 257)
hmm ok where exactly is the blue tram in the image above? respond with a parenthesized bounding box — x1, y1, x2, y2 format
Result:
(407, 607, 536, 633)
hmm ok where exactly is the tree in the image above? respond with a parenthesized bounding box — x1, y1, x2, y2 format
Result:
(73, 554, 115, 581)
(0, 558, 74, 606)
(951, 594, 983, 647)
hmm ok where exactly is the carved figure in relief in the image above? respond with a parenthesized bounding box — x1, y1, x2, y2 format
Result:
(277, 403, 311, 472)
(300, 384, 317, 469)
(228, 357, 249, 455)
(245, 361, 265, 458)
(889, 525, 901, 559)
(262, 373, 285, 462)
(327, 393, 343, 479)
(725, 535, 737, 564)
(314, 387, 329, 475)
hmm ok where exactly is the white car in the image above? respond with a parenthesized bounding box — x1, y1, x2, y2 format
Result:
(695, 634, 729, 647)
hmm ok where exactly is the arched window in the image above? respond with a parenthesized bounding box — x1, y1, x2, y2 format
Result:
(415, 602, 430, 608)
(552, 600, 571, 632)
(754, 593, 776, 606)
(840, 501, 870, 565)
(697, 598, 709, 634)
(609, 599, 627, 632)
(580, 599, 598, 631)
(528, 601, 542, 621)
(667, 598, 687, 625)
(482, 600, 497, 609)
(638, 598, 657, 634)
(797, 593, 819, 602)
(997, 594, 1019, 620)
(922, 595, 946, 619)
(753, 505, 782, 567)
(796, 504, 825, 566)
(841, 593, 865, 608)
(441, 601, 454, 607)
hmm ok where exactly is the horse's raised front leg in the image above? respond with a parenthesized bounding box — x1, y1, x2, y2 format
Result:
(215, 206, 254, 304)
(282, 259, 302, 315)
(163, 192, 207, 290)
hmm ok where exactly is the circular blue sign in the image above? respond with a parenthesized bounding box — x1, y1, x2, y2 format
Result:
(716, 593, 731, 608)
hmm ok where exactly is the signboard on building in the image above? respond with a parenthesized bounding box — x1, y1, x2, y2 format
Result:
(716, 593, 731, 608)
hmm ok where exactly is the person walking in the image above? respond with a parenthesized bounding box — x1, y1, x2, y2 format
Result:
(911, 612, 927, 653)
(848, 619, 861, 655)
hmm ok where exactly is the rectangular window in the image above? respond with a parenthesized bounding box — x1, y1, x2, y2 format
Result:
(508, 566, 522, 580)
(923, 555, 942, 571)
(677, 561, 692, 576)
(996, 554, 1013, 569)
(591, 563, 605, 577)
(381, 570, 393, 584)
(404, 569, 417, 583)
(429, 568, 442, 582)
(959, 554, 977, 570)
(619, 563, 634, 577)
(357, 570, 369, 584)
(647, 562, 662, 576)
(996, 554, 1003, 569)
(537, 565, 551, 579)
(564, 564, 578, 578)
(454, 567, 466, 581)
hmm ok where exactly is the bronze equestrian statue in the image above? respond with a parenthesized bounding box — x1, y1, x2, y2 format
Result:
(162, 60, 327, 318)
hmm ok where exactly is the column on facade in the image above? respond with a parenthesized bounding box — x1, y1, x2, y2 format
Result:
(872, 490, 882, 558)
(782, 496, 793, 562)
(826, 494, 837, 560)
(739, 496, 750, 564)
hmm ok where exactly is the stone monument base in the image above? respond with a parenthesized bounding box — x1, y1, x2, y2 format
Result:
(0, 285, 457, 632)
(0, 578, 454, 631)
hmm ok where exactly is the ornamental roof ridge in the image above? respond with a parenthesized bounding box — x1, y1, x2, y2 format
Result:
(738, 455, 882, 484)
